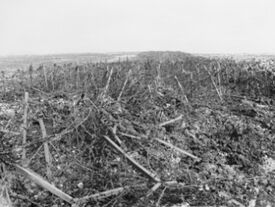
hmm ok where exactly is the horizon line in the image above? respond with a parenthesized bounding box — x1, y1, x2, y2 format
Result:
(0, 50, 275, 58)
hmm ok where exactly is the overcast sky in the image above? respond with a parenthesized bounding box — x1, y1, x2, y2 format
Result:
(0, 0, 274, 55)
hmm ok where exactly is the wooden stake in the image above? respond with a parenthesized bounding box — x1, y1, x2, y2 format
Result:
(42, 66, 48, 90)
(38, 119, 52, 180)
(146, 182, 161, 197)
(154, 138, 200, 161)
(117, 69, 131, 101)
(103, 66, 113, 96)
(159, 115, 183, 127)
(175, 76, 189, 103)
(15, 165, 74, 204)
(77, 184, 147, 203)
(103, 135, 160, 182)
(204, 66, 223, 101)
(22, 92, 29, 165)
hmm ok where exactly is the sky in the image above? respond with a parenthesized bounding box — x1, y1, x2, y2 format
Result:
(0, 0, 274, 55)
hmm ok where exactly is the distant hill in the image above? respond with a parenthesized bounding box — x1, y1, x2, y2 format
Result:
(137, 51, 192, 61)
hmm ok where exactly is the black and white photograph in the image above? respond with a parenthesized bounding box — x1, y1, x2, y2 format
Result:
(0, 0, 274, 206)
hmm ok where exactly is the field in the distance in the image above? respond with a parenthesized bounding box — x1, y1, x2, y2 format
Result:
(0, 52, 138, 75)
(1, 52, 275, 74)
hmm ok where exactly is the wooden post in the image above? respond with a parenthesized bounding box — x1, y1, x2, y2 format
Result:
(42, 65, 48, 90)
(38, 119, 52, 180)
(28, 64, 33, 89)
(175, 76, 189, 103)
(22, 92, 29, 166)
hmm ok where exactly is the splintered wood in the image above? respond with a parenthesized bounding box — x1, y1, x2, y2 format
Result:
(22, 92, 29, 165)
(103, 135, 161, 183)
(15, 165, 74, 204)
(38, 119, 52, 180)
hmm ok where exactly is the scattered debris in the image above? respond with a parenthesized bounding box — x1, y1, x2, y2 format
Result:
(0, 52, 274, 206)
